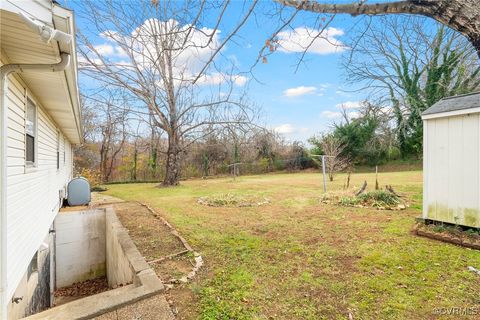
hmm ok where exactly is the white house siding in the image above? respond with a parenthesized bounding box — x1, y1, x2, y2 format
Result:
(3, 59, 74, 301)
(423, 113, 480, 227)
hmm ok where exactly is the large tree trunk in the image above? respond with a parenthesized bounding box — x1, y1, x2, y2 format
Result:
(162, 133, 181, 186)
(278, 0, 480, 58)
(100, 143, 108, 183)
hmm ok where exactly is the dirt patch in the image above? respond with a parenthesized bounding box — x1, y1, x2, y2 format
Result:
(112, 201, 201, 319)
(151, 254, 195, 282)
(113, 202, 185, 261)
(54, 277, 110, 306)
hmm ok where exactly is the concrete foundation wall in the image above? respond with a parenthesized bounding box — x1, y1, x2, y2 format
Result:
(7, 232, 52, 320)
(55, 209, 106, 288)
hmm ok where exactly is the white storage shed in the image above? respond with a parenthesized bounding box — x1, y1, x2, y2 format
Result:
(422, 92, 480, 228)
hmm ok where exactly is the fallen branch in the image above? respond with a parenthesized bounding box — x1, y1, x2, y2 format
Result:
(138, 202, 203, 285)
(385, 185, 400, 197)
(147, 249, 190, 264)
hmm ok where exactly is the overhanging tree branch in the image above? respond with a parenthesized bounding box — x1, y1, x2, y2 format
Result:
(277, 0, 480, 58)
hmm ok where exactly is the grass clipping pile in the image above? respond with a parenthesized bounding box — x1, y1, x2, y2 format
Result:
(198, 193, 269, 207)
(322, 184, 406, 210)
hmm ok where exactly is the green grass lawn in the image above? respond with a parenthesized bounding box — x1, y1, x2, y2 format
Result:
(104, 170, 480, 320)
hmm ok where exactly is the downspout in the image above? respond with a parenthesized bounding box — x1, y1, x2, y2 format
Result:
(0, 12, 72, 319)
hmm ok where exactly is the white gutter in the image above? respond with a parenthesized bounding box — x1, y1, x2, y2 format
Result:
(0, 12, 72, 319)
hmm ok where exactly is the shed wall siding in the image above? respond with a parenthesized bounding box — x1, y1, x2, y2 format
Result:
(3, 58, 74, 300)
(423, 113, 480, 227)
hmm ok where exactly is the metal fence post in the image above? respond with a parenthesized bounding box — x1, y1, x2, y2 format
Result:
(322, 155, 327, 193)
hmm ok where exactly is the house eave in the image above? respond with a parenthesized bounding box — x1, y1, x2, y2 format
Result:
(422, 107, 480, 120)
(0, 1, 82, 144)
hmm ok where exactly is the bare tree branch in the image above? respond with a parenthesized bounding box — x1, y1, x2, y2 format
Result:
(277, 0, 480, 57)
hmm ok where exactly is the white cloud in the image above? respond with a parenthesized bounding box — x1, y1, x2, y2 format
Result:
(274, 124, 309, 135)
(275, 123, 295, 134)
(129, 19, 222, 77)
(321, 111, 342, 119)
(277, 27, 345, 55)
(94, 44, 115, 56)
(348, 111, 360, 119)
(335, 101, 361, 110)
(99, 30, 119, 40)
(116, 46, 128, 58)
(283, 86, 317, 97)
(233, 75, 248, 86)
(321, 109, 360, 121)
(93, 41, 128, 59)
(91, 19, 246, 87)
(319, 83, 331, 89)
(197, 73, 227, 86)
(196, 73, 248, 87)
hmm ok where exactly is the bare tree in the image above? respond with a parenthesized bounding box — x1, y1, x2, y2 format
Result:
(78, 1, 258, 186)
(90, 90, 131, 183)
(277, 0, 480, 58)
(342, 16, 480, 155)
(73, 97, 100, 175)
(321, 134, 350, 181)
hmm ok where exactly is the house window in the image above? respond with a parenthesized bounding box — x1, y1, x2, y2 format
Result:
(26, 99, 37, 164)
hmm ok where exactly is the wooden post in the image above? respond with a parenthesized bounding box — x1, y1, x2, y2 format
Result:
(375, 165, 379, 190)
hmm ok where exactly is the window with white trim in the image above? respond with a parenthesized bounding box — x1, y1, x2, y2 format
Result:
(26, 98, 37, 164)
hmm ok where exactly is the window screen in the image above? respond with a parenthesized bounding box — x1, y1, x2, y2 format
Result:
(26, 99, 36, 163)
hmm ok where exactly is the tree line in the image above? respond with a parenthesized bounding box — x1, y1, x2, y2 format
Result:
(309, 15, 479, 175)
(74, 1, 480, 186)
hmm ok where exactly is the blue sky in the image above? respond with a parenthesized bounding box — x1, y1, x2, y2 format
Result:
(65, 1, 419, 143)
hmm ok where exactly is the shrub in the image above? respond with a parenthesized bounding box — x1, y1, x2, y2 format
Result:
(78, 167, 102, 187)
(338, 196, 360, 206)
(357, 190, 401, 206)
(322, 190, 404, 210)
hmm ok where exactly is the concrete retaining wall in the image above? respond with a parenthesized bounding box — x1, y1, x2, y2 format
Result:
(55, 209, 106, 287)
(106, 208, 135, 286)
(24, 207, 164, 320)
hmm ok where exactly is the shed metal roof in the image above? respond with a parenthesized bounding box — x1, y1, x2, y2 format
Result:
(422, 92, 480, 116)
